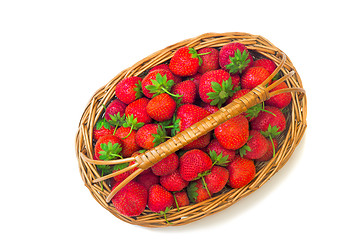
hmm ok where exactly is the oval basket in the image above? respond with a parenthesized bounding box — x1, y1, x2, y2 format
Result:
(75, 32, 307, 227)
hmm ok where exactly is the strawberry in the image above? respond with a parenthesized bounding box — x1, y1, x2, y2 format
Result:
(230, 73, 241, 89)
(94, 134, 122, 161)
(227, 156, 256, 189)
(265, 81, 292, 109)
(104, 99, 126, 122)
(204, 166, 229, 194)
(125, 97, 152, 124)
(240, 66, 270, 90)
(160, 169, 189, 192)
(179, 149, 212, 181)
(199, 69, 234, 107)
(135, 124, 168, 149)
(197, 47, 219, 74)
(151, 153, 179, 176)
(136, 171, 160, 190)
(239, 130, 269, 160)
(171, 80, 197, 104)
(149, 64, 182, 85)
(148, 184, 174, 222)
(142, 69, 175, 98)
(206, 138, 236, 164)
(93, 118, 115, 141)
(257, 138, 278, 162)
(146, 93, 177, 122)
(115, 76, 143, 104)
(187, 73, 202, 92)
(214, 114, 249, 150)
(114, 126, 141, 157)
(225, 88, 251, 105)
(174, 104, 211, 150)
(173, 191, 190, 209)
(169, 46, 206, 77)
(219, 42, 253, 74)
(253, 58, 277, 74)
(111, 181, 148, 217)
(187, 179, 212, 203)
(250, 106, 286, 133)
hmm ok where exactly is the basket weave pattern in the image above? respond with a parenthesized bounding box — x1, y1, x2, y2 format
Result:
(75, 32, 307, 227)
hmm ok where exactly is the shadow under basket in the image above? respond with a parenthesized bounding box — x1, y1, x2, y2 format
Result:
(75, 32, 307, 227)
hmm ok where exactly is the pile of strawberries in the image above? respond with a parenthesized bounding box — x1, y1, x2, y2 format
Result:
(92, 42, 292, 220)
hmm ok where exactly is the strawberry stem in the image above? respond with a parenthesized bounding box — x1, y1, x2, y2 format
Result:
(269, 135, 275, 158)
(201, 176, 211, 198)
(160, 87, 183, 98)
(173, 193, 180, 211)
(122, 125, 133, 139)
(197, 51, 211, 56)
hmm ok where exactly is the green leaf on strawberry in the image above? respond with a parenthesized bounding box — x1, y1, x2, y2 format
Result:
(121, 114, 144, 139)
(261, 125, 281, 138)
(99, 142, 122, 160)
(108, 112, 126, 127)
(95, 118, 111, 130)
(152, 125, 169, 147)
(239, 145, 251, 157)
(156, 207, 173, 224)
(145, 73, 175, 98)
(225, 49, 251, 74)
(187, 182, 199, 203)
(134, 79, 143, 100)
(209, 150, 229, 166)
(207, 77, 234, 108)
(113, 162, 129, 171)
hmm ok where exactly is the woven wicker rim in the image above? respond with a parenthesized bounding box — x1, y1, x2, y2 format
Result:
(75, 32, 307, 227)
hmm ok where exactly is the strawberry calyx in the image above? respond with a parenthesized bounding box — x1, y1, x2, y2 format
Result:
(134, 79, 143, 100)
(261, 125, 281, 158)
(121, 114, 144, 139)
(108, 112, 126, 134)
(113, 162, 129, 171)
(209, 150, 229, 167)
(207, 77, 235, 108)
(245, 103, 276, 121)
(188, 47, 210, 66)
(145, 73, 175, 98)
(187, 182, 199, 203)
(95, 118, 111, 130)
(238, 135, 253, 157)
(156, 207, 173, 224)
(152, 125, 170, 147)
(225, 49, 251, 74)
(99, 142, 123, 160)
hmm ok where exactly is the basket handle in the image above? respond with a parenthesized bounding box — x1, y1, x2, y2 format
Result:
(81, 52, 305, 203)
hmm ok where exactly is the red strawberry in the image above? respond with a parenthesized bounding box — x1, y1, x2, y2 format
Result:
(179, 149, 212, 181)
(200, 102, 219, 114)
(187, 179, 212, 203)
(135, 124, 167, 149)
(146, 93, 177, 122)
(250, 106, 286, 133)
(199, 69, 234, 107)
(253, 58, 277, 74)
(206, 138, 236, 164)
(219, 42, 253, 74)
(115, 76, 143, 104)
(265, 81, 292, 109)
(230, 73, 240, 89)
(169, 46, 203, 77)
(114, 126, 141, 157)
(93, 118, 115, 141)
(214, 114, 249, 150)
(187, 73, 202, 91)
(204, 166, 229, 194)
(239, 130, 269, 160)
(151, 153, 179, 176)
(136, 171, 160, 190)
(171, 80, 197, 104)
(174, 104, 211, 150)
(148, 184, 174, 213)
(104, 99, 126, 122)
(125, 97, 152, 124)
(240, 66, 270, 90)
(198, 47, 219, 74)
(142, 69, 175, 98)
(94, 134, 122, 161)
(257, 138, 278, 162)
(112, 181, 148, 217)
(227, 156, 256, 189)
(173, 191, 190, 209)
(149, 64, 182, 85)
(160, 169, 189, 192)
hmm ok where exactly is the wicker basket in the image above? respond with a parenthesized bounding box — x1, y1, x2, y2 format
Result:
(75, 32, 307, 227)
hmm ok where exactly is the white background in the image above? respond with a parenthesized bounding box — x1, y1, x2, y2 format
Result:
(1, 0, 359, 239)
